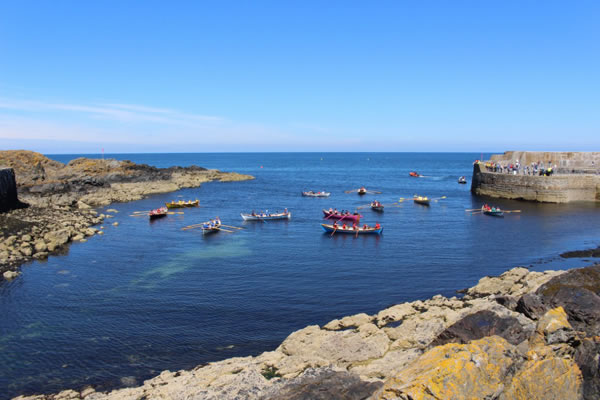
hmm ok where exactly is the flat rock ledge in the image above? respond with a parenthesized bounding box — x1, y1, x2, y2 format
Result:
(14, 264, 600, 400)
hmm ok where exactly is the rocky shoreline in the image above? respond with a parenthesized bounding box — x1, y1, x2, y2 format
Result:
(14, 264, 600, 400)
(0, 150, 254, 279)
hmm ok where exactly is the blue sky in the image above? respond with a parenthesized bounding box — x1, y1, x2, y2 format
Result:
(1, 1, 598, 153)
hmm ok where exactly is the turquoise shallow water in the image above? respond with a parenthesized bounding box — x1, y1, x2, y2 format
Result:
(1, 152, 599, 398)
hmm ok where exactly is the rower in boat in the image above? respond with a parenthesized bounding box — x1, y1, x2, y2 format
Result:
(321, 222, 383, 235)
(458, 176, 467, 184)
(358, 186, 367, 195)
(371, 200, 384, 211)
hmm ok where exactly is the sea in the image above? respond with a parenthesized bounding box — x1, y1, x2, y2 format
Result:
(1, 153, 599, 398)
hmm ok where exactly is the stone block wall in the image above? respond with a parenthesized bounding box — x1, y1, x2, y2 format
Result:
(490, 151, 600, 174)
(471, 163, 600, 203)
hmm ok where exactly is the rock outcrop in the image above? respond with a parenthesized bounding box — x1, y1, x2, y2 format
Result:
(16, 265, 600, 400)
(0, 167, 27, 213)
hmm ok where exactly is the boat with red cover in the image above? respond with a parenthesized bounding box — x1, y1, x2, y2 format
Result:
(322, 209, 362, 222)
(149, 206, 168, 219)
(409, 171, 420, 177)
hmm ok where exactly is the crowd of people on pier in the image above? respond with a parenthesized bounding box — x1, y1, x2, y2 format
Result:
(475, 160, 557, 176)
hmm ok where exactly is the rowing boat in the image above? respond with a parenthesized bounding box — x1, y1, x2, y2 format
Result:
(241, 211, 291, 221)
(483, 209, 504, 217)
(165, 200, 200, 209)
(358, 187, 367, 195)
(149, 206, 168, 219)
(302, 191, 331, 197)
(370, 201, 384, 212)
(322, 210, 362, 222)
(321, 223, 383, 235)
(458, 176, 467, 184)
(202, 220, 221, 234)
(409, 171, 420, 177)
(413, 196, 430, 205)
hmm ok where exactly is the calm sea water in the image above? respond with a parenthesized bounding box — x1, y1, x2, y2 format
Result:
(2, 153, 599, 398)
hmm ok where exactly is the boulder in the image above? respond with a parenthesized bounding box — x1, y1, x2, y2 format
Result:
(501, 358, 583, 400)
(34, 241, 47, 252)
(3, 270, 19, 280)
(431, 310, 530, 346)
(374, 336, 521, 399)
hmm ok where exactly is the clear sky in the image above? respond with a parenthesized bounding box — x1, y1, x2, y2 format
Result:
(1, 1, 599, 153)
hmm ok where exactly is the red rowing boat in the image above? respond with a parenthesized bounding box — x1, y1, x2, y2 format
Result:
(322, 209, 362, 222)
(409, 171, 420, 177)
(149, 206, 168, 219)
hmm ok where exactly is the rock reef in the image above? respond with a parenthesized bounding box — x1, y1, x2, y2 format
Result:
(0, 150, 254, 278)
(14, 264, 600, 400)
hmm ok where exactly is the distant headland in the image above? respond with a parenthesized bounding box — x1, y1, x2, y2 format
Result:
(472, 151, 600, 203)
(0, 150, 254, 279)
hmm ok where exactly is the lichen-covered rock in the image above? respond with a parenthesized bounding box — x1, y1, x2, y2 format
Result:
(501, 358, 583, 400)
(374, 336, 521, 400)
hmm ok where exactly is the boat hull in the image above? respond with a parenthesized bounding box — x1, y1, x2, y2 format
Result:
(483, 211, 504, 217)
(302, 192, 330, 197)
(166, 200, 199, 209)
(241, 212, 291, 221)
(149, 213, 167, 219)
(371, 206, 384, 212)
(413, 199, 430, 206)
(322, 210, 362, 222)
(202, 223, 221, 234)
(321, 224, 382, 235)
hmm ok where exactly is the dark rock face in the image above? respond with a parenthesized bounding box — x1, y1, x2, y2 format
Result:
(431, 310, 529, 346)
(524, 265, 600, 399)
(261, 368, 383, 400)
(0, 168, 27, 213)
(560, 246, 600, 259)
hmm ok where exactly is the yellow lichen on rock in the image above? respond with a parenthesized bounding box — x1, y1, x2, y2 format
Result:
(373, 336, 518, 400)
(501, 358, 583, 400)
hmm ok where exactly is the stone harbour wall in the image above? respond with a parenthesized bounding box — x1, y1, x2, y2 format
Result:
(471, 152, 600, 203)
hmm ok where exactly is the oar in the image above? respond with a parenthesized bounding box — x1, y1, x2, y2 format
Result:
(355, 228, 359, 238)
(504, 210, 522, 213)
(465, 208, 481, 212)
(366, 190, 382, 194)
(220, 224, 245, 230)
(433, 196, 447, 202)
(330, 225, 337, 237)
(182, 223, 205, 230)
(130, 214, 147, 217)
(356, 203, 372, 210)
(167, 212, 184, 215)
(344, 189, 360, 193)
(216, 227, 234, 233)
(133, 210, 151, 214)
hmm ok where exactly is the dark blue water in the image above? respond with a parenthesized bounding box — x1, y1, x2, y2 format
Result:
(2, 153, 599, 398)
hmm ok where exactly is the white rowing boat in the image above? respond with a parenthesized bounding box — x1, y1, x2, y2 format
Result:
(241, 211, 291, 221)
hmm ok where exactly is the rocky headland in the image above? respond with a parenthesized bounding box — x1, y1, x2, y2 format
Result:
(14, 264, 600, 400)
(0, 150, 254, 279)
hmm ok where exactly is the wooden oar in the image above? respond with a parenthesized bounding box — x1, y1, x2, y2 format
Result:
(220, 224, 244, 230)
(344, 189, 360, 193)
(433, 196, 447, 202)
(182, 223, 205, 230)
(504, 210, 522, 213)
(330, 225, 337, 237)
(366, 190, 382, 194)
(216, 227, 234, 233)
(356, 203, 372, 210)
(465, 208, 481, 212)
(167, 212, 184, 215)
(130, 214, 147, 217)
(133, 210, 151, 214)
